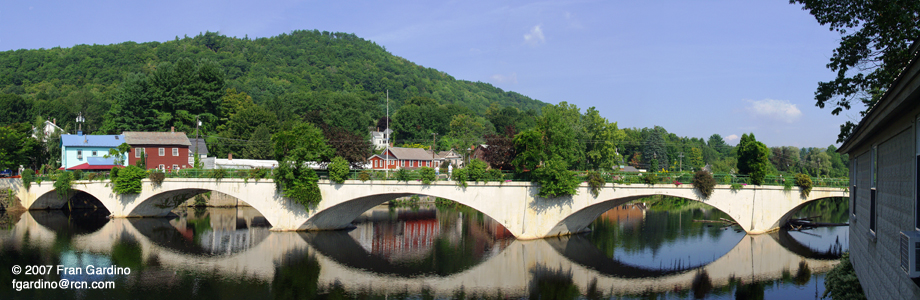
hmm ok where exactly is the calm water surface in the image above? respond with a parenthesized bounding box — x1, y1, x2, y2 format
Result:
(0, 197, 848, 299)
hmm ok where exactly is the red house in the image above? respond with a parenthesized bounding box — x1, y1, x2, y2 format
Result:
(368, 147, 437, 170)
(124, 131, 192, 170)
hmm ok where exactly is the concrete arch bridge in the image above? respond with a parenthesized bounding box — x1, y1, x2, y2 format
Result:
(10, 178, 847, 239)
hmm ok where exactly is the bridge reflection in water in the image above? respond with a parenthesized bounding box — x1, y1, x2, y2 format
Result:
(0, 203, 842, 299)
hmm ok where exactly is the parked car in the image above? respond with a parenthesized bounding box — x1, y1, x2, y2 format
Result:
(0, 169, 12, 177)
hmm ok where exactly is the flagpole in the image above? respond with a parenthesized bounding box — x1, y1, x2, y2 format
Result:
(385, 90, 389, 179)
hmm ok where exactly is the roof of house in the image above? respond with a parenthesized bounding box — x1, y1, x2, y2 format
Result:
(66, 161, 124, 170)
(123, 132, 192, 146)
(188, 137, 209, 155)
(388, 147, 435, 160)
(370, 128, 393, 139)
(61, 134, 125, 148)
(437, 150, 461, 159)
(87, 157, 118, 165)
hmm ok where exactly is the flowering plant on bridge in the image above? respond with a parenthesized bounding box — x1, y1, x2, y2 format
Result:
(586, 171, 605, 198)
(692, 171, 715, 199)
(794, 173, 813, 198)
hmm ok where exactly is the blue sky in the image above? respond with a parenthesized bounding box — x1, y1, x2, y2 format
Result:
(1, 0, 854, 148)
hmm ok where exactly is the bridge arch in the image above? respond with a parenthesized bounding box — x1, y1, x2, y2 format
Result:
(773, 195, 848, 231)
(302, 191, 512, 234)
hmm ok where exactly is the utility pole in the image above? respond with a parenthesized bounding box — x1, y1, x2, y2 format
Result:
(431, 133, 437, 167)
(678, 152, 684, 172)
(195, 115, 201, 167)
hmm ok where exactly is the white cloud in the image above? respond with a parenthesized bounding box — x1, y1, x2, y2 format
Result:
(725, 134, 740, 142)
(563, 11, 584, 29)
(744, 99, 802, 123)
(491, 72, 518, 84)
(524, 25, 545, 46)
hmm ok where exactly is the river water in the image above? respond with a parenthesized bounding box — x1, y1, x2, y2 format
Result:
(0, 196, 848, 299)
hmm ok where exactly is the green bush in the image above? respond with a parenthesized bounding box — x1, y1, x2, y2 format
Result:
(53, 172, 74, 201)
(358, 170, 372, 182)
(86, 173, 97, 181)
(488, 169, 503, 182)
(113, 166, 146, 194)
(149, 171, 166, 185)
(453, 167, 469, 188)
(692, 171, 716, 199)
(73, 170, 83, 181)
(273, 161, 322, 207)
(795, 173, 813, 198)
(395, 168, 413, 182)
(208, 168, 227, 181)
(248, 168, 269, 182)
(418, 167, 437, 185)
(822, 252, 867, 300)
(532, 158, 579, 198)
(21, 169, 33, 191)
(586, 171, 605, 198)
(783, 177, 794, 191)
(328, 157, 350, 184)
(110, 167, 120, 181)
(730, 183, 743, 191)
(466, 159, 489, 182)
(641, 173, 659, 185)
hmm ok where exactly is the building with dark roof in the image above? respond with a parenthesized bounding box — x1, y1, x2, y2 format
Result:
(188, 137, 209, 166)
(837, 41, 920, 299)
(124, 131, 192, 170)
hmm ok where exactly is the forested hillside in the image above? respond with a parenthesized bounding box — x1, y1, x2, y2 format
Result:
(0, 30, 545, 136)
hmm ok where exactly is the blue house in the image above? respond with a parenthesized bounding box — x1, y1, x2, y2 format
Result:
(60, 134, 127, 170)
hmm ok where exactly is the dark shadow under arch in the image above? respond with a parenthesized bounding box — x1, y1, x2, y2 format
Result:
(300, 229, 504, 277)
(769, 229, 844, 260)
(26, 209, 110, 237)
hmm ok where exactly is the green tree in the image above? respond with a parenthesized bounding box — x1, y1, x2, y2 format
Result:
(105, 143, 132, 166)
(643, 127, 669, 171)
(582, 107, 624, 170)
(512, 129, 544, 172)
(792, 0, 920, 142)
(447, 114, 490, 163)
(737, 133, 770, 185)
(689, 147, 704, 170)
(0, 94, 33, 126)
(538, 102, 584, 168)
(770, 146, 801, 172)
(272, 123, 334, 207)
(273, 123, 334, 163)
(0, 125, 38, 171)
(243, 124, 274, 160)
(707, 134, 730, 157)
